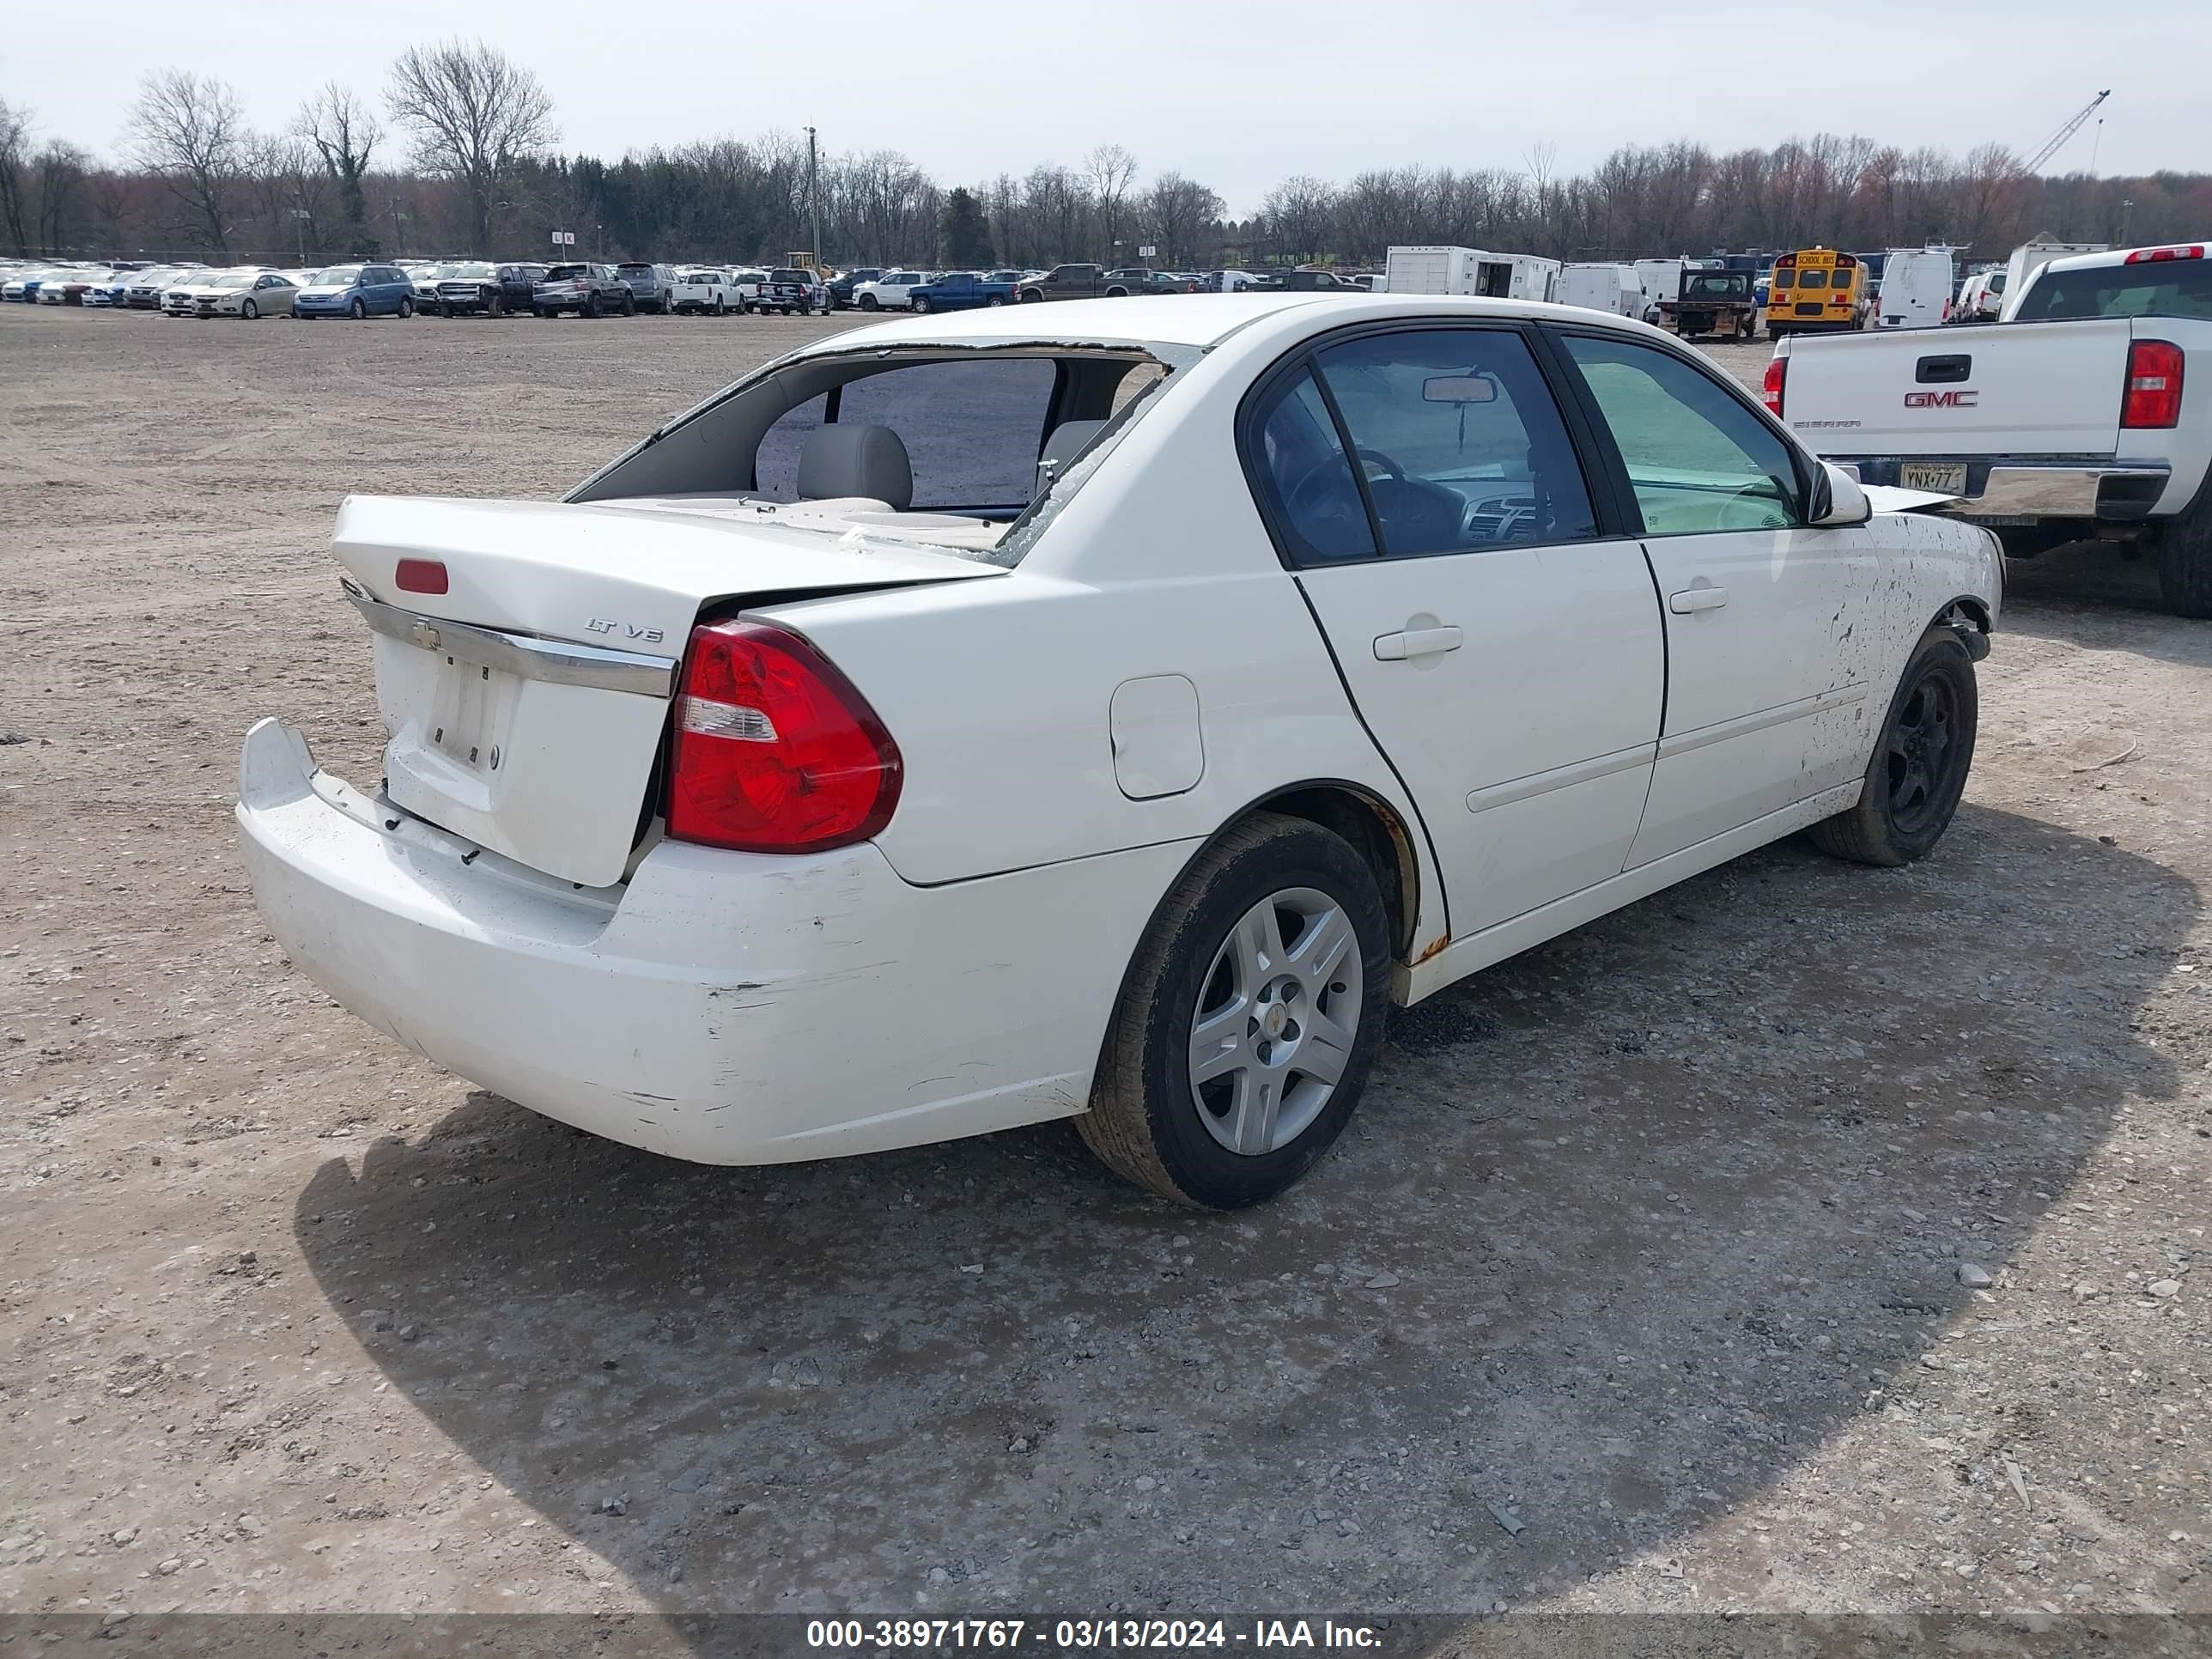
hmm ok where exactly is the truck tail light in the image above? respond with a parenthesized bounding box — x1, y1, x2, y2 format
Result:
(667, 619, 902, 854)
(1762, 355, 1786, 416)
(2121, 339, 2184, 429)
(2124, 245, 2204, 264)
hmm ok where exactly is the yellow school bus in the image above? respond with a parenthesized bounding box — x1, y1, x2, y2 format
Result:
(1766, 247, 1866, 338)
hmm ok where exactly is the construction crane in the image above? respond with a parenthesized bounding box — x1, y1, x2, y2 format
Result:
(2023, 90, 2112, 174)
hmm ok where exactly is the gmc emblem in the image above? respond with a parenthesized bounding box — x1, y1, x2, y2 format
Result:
(1904, 389, 1978, 409)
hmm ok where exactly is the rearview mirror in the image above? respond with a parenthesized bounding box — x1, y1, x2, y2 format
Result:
(1812, 460, 1874, 527)
(1423, 374, 1498, 404)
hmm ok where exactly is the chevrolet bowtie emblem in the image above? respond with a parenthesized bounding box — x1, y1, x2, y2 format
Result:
(410, 621, 441, 651)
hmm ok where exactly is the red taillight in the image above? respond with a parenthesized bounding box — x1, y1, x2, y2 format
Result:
(1762, 355, 1786, 416)
(665, 620, 902, 854)
(2124, 245, 2204, 264)
(395, 558, 448, 594)
(2121, 339, 2184, 428)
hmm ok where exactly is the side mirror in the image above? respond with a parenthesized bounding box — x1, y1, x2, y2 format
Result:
(1811, 460, 1874, 527)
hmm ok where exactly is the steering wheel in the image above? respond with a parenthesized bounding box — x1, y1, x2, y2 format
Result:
(1352, 445, 1409, 487)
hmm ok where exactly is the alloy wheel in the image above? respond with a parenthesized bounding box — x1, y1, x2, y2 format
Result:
(1187, 888, 1362, 1157)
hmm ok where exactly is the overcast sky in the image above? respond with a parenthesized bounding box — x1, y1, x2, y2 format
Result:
(10, 3, 2204, 216)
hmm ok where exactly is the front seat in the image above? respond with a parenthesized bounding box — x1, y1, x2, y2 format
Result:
(1036, 419, 1108, 493)
(796, 423, 913, 509)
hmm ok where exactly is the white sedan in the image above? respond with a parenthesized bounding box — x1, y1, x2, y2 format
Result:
(238, 294, 2001, 1208)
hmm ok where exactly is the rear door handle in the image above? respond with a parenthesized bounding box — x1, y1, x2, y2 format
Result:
(1668, 586, 1730, 615)
(1373, 625, 1463, 661)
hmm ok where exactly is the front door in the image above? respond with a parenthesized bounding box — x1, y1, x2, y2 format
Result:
(1549, 330, 1881, 866)
(1249, 324, 1665, 940)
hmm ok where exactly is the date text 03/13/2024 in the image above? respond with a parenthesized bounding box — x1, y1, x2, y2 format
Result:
(805, 1620, 1384, 1650)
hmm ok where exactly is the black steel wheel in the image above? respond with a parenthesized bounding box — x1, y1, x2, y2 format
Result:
(1809, 625, 1978, 866)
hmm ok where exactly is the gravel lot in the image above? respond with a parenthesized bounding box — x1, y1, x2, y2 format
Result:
(1, 304, 2207, 1640)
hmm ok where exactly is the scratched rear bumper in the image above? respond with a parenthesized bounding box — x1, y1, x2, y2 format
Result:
(235, 719, 1163, 1164)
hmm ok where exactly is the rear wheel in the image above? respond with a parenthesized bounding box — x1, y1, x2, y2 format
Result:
(2154, 477, 2212, 619)
(398, 298, 413, 319)
(1079, 814, 1389, 1209)
(911, 294, 933, 313)
(1809, 625, 1978, 866)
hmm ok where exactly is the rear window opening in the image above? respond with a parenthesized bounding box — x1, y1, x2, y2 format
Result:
(569, 346, 1176, 563)
(2012, 260, 2212, 322)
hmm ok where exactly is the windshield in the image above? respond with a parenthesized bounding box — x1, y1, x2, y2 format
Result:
(448, 263, 495, 278)
(2011, 258, 2212, 322)
(209, 273, 255, 289)
(310, 267, 362, 285)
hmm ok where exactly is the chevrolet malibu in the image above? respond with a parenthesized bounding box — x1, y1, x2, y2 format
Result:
(238, 295, 2001, 1208)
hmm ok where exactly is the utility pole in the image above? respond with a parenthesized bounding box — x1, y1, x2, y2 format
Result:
(2120, 198, 2135, 243)
(805, 125, 822, 275)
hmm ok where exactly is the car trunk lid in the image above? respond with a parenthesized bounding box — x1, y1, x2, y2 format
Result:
(332, 494, 1001, 886)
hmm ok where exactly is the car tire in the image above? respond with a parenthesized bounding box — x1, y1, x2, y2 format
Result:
(1079, 812, 1390, 1210)
(1105, 286, 1129, 297)
(240, 299, 258, 320)
(623, 295, 637, 316)
(398, 298, 413, 319)
(1019, 289, 1042, 302)
(858, 295, 878, 311)
(2154, 475, 2212, 620)
(349, 298, 366, 320)
(986, 295, 1006, 307)
(911, 295, 932, 313)
(1808, 624, 1978, 867)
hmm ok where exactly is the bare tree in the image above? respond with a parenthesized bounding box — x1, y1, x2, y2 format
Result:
(126, 70, 246, 254)
(1085, 143, 1139, 260)
(0, 95, 32, 256)
(295, 82, 381, 252)
(35, 140, 88, 255)
(386, 40, 556, 256)
(1140, 171, 1223, 266)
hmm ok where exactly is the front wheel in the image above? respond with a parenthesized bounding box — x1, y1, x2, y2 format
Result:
(1079, 813, 1389, 1209)
(1809, 625, 1978, 866)
(349, 298, 366, 319)
(240, 299, 258, 320)
(858, 295, 878, 311)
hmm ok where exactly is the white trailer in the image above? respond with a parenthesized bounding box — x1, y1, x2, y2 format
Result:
(1558, 262, 1645, 318)
(1384, 246, 1561, 302)
(1997, 240, 2106, 321)
(1873, 247, 1957, 330)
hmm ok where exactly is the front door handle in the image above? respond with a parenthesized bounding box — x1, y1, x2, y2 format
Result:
(1373, 624, 1464, 661)
(1668, 586, 1730, 615)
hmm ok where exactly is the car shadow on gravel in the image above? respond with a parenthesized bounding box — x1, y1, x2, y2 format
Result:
(294, 804, 2194, 1626)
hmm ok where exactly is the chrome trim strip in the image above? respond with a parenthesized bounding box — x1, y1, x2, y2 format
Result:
(1961, 465, 2168, 519)
(1658, 684, 1867, 762)
(1466, 742, 1655, 816)
(342, 582, 678, 698)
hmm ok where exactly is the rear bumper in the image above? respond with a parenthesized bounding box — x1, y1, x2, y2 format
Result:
(236, 719, 1182, 1165)
(1826, 457, 2175, 523)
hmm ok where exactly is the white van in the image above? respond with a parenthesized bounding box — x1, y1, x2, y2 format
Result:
(1632, 258, 1685, 315)
(1873, 248, 1956, 330)
(1996, 240, 2106, 321)
(1557, 263, 1645, 318)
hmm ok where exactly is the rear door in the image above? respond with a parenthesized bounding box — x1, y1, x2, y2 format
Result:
(1253, 322, 1665, 940)
(1550, 328, 1880, 866)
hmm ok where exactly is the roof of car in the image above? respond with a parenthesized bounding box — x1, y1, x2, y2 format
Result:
(811, 292, 1656, 354)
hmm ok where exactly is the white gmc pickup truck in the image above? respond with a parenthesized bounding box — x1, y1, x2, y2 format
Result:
(1768, 243, 2212, 616)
